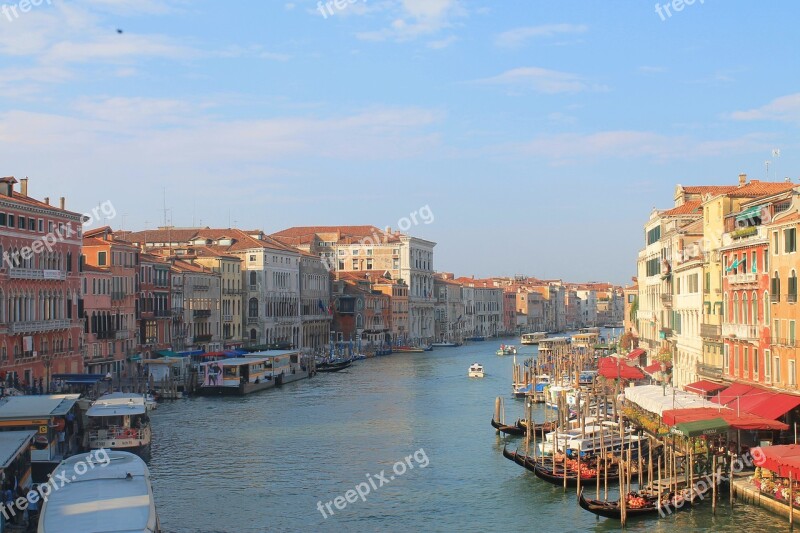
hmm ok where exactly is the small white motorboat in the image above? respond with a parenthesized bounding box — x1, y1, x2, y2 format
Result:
(468, 363, 485, 378)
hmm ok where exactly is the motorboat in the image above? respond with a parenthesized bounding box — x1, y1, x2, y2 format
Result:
(468, 363, 485, 378)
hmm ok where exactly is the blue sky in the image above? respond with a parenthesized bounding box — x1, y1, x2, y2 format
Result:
(2, 0, 800, 285)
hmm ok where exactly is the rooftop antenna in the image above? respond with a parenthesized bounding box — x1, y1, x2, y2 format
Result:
(765, 160, 770, 181)
(162, 187, 168, 228)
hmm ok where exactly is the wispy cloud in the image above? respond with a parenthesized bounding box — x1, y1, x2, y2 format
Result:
(495, 24, 587, 48)
(475, 67, 606, 95)
(507, 130, 773, 164)
(357, 0, 465, 42)
(729, 93, 800, 123)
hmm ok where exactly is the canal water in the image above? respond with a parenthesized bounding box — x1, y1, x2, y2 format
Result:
(149, 338, 788, 533)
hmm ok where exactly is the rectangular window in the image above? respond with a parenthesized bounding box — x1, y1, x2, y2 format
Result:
(366, 259, 373, 270)
(17, 216, 25, 229)
(48, 221, 53, 233)
(774, 231, 780, 255)
(744, 346, 749, 372)
(393, 258, 399, 269)
(764, 249, 769, 273)
(775, 356, 782, 383)
(752, 251, 757, 273)
(38, 219, 43, 232)
(754, 348, 759, 376)
(7, 214, 14, 228)
(774, 319, 780, 344)
(98, 251, 107, 266)
(705, 272, 710, 294)
(647, 226, 661, 245)
(0, 213, 5, 226)
(352, 259, 359, 270)
(723, 345, 730, 374)
(791, 320, 796, 346)
(791, 360, 797, 387)
(28, 218, 35, 231)
(786, 228, 797, 253)
(366, 249, 373, 256)
(734, 345, 739, 373)
(765, 349, 772, 381)
(676, 277, 681, 295)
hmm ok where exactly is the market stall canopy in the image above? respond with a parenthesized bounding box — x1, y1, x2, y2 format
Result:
(643, 362, 671, 376)
(672, 417, 729, 438)
(597, 357, 645, 380)
(684, 380, 726, 396)
(746, 392, 800, 421)
(712, 383, 754, 405)
(752, 445, 800, 478)
(627, 348, 646, 361)
(662, 407, 788, 432)
(624, 385, 720, 416)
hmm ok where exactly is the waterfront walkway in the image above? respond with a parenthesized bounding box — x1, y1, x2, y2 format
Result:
(732, 472, 800, 524)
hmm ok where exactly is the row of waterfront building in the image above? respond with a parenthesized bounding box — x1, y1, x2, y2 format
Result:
(0, 176, 623, 386)
(628, 173, 800, 397)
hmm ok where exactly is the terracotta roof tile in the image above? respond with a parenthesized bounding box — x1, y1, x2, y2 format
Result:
(662, 201, 703, 216)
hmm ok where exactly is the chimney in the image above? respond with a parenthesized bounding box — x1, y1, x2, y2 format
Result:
(43, 197, 49, 205)
(59, 197, 65, 210)
(0, 176, 17, 197)
(20, 177, 28, 196)
(738, 173, 747, 186)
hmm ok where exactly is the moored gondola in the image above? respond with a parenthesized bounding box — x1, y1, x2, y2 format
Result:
(316, 360, 353, 372)
(577, 485, 709, 520)
(503, 447, 621, 487)
(491, 418, 526, 436)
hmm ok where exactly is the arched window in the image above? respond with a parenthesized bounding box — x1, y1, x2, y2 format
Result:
(356, 314, 363, 329)
(248, 298, 259, 318)
(742, 293, 748, 324)
(250, 329, 257, 341)
(772, 271, 781, 302)
(764, 292, 771, 323)
(733, 293, 739, 324)
(752, 291, 758, 325)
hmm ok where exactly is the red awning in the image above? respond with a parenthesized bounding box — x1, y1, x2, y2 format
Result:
(728, 390, 776, 415)
(662, 407, 788, 431)
(685, 380, 727, 395)
(752, 445, 800, 478)
(643, 361, 671, 375)
(747, 393, 800, 420)
(712, 383, 755, 405)
(598, 357, 645, 380)
(627, 348, 646, 360)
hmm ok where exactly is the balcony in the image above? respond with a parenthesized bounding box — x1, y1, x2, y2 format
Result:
(10, 319, 72, 334)
(155, 310, 172, 318)
(700, 323, 722, 339)
(194, 334, 213, 342)
(727, 272, 758, 286)
(95, 330, 115, 340)
(722, 323, 760, 341)
(772, 338, 800, 348)
(192, 284, 210, 291)
(193, 309, 211, 318)
(249, 285, 258, 292)
(697, 363, 724, 380)
(8, 268, 66, 281)
(223, 288, 244, 295)
(247, 317, 259, 324)
(115, 329, 129, 340)
(111, 292, 128, 301)
(222, 314, 233, 322)
(723, 225, 767, 245)
(660, 294, 672, 307)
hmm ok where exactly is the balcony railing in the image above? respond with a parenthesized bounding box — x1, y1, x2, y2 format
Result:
(155, 310, 172, 318)
(722, 323, 760, 340)
(247, 317, 259, 324)
(222, 314, 233, 322)
(660, 294, 672, 306)
(771, 338, 800, 348)
(192, 284, 210, 291)
(697, 363, 724, 380)
(8, 268, 66, 280)
(700, 323, 722, 339)
(727, 272, 758, 285)
(194, 334, 213, 342)
(115, 329, 129, 340)
(193, 309, 212, 318)
(10, 319, 72, 334)
(249, 285, 258, 292)
(223, 288, 244, 295)
(771, 293, 781, 303)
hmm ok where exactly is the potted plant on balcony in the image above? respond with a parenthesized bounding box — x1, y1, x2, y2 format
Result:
(654, 346, 673, 367)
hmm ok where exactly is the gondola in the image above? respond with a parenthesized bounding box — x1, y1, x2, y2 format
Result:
(577, 486, 708, 520)
(316, 360, 353, 372)
(490, 418, 526, 436)
(518, 419, 557, 437)
(502, 447, 620, 487)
